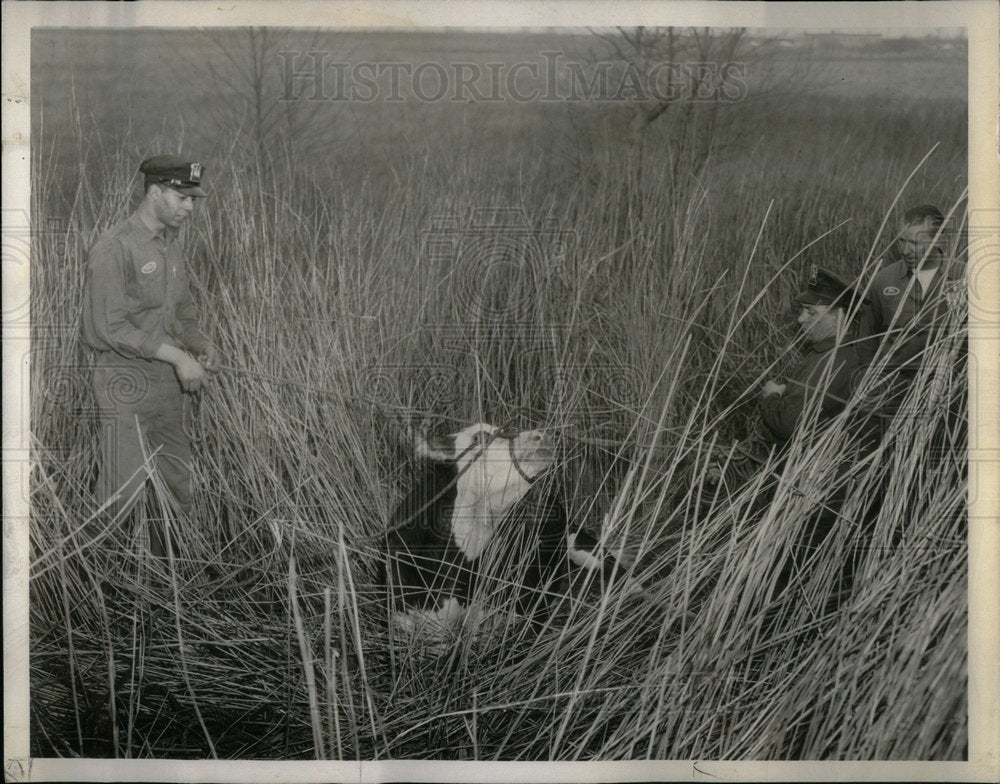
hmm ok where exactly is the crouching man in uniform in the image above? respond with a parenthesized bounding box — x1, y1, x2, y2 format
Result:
(760, 266, 861, 443)
(759, 267, 868, 603)
(81, 155, 217, 557)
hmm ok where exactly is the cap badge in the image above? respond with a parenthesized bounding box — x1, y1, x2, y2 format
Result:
(189, 163, 202, 182)
(808, 265, 818, 286)
(141, 261, 158, 274)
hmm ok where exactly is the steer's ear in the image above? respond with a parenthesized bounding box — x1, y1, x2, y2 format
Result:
(412, 429, 456, 462)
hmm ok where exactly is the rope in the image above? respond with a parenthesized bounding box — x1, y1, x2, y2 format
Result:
(189, 363, 768, 468)
(180, 363, 776, 551)
(204, 363, 461, 425)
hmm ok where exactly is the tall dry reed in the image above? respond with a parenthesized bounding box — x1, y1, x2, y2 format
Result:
(28, 97, 967, 760)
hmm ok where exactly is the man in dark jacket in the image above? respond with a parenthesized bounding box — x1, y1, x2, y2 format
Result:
(761, 267, 861, 443)
(81, 155, 217, 556)
(759, 267, 871, 607)
(857, 204, 965, 376)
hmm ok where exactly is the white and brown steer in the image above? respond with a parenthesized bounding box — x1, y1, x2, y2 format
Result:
(383, 422, 616, 647)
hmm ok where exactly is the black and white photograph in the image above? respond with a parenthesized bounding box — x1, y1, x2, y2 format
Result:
(3, 1, 998, 780)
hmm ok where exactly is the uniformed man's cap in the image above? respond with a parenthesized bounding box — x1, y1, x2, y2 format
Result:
(140, 155, 206, 197)
(795, 265, 857, 307)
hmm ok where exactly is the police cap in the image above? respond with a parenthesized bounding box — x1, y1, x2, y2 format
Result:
(795, 265, 856, 307)
(140, 155, 206, 197)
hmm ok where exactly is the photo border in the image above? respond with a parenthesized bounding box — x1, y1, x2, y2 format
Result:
(3, 2, 997, 781)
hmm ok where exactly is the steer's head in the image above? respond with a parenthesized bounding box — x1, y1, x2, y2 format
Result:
(415, 423, 556, 481)
(414, 423, 558, 558)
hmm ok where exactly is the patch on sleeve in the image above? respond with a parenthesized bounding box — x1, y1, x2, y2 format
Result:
(882, 286, 900, 296)
(141, 261, 158, 274)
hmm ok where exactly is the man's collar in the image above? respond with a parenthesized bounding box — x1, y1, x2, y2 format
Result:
(909, 263, 942, 278)
(129, 212, 177, 244)
(901, 258, 964, 284)
(941, 258, 965, 280)
(896, 259, 954, 280)
(128, 212, 161, 244)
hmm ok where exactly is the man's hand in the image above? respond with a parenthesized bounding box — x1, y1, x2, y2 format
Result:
(154, 344, 207, 392)
(173, 353, 207, 392)
(762, 380, 786, 398)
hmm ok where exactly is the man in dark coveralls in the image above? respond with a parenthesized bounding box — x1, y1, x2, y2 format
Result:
(81, 155, 217, 557)
(760, 266, 861, 443)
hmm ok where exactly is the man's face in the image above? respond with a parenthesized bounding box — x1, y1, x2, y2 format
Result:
(797, 303, 840, 343)
(151, 185, 196, 229)
(898, 219, 944, 273)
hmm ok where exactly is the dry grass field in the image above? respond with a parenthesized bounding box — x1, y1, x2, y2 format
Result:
(28, 28, 968, 760)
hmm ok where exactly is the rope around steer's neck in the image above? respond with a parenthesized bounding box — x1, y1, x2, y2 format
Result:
(507, 435, 541, 483)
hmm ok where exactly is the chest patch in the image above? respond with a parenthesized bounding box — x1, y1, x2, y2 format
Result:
(451, 511, 496, 561)
(882, 286, 900, 296)
(140, 261, 158, 274)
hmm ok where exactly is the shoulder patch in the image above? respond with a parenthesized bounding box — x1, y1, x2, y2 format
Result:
(140, 261, 158, 274)
(882, 286, 900, 296)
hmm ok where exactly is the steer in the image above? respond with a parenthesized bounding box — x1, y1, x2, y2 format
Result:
(383, 422, 616, 648)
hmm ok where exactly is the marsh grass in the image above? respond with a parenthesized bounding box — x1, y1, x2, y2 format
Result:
(28, 92, 967, 760)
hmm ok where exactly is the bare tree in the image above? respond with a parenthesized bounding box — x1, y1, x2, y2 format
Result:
(592, 27, 756, 128)
(196, 27, 353, 165)
(558, 27, 811, 184)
